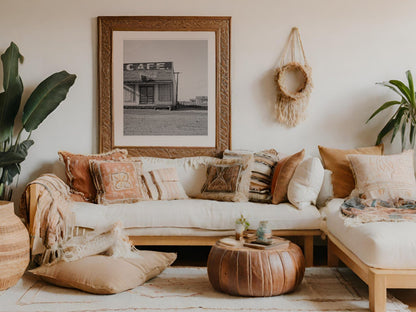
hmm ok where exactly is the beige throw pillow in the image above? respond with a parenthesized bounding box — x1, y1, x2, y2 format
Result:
(199, 155, 253, 202)
(29, 251, 177, 294)
(348, 150, 416, 200)
(318, 145, 383, 198)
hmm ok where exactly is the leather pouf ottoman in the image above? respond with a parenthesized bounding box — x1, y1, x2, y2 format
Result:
(207, 239, 305, 297)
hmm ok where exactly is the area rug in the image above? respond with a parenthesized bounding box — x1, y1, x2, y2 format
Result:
(0, 267, 409, 312)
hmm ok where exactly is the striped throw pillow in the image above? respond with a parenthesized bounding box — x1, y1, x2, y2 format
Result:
(223, 149, 279, 203)
(142, 168, 188, 200)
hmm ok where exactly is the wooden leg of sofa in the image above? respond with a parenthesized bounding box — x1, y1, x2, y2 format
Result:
(327, 239, 340, 267)
(304, 236, 314, 267)
(368, 270, 386, 312)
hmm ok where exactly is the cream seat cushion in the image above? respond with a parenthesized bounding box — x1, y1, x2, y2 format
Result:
(72, 199, 322, 232)
(323, 198, 416, 269)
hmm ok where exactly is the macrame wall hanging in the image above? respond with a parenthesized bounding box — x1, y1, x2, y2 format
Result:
(274, 27, 313, 127)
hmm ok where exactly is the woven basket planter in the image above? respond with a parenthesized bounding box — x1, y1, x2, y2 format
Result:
(0, 201, 29, 290)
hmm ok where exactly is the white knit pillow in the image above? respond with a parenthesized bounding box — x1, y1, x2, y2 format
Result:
(287, 157, 324, 209)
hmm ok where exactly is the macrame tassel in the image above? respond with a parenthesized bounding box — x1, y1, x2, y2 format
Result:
(274, 27, 312, 127)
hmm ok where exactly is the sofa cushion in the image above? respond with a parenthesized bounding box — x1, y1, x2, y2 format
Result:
(148, 168, 188, 200)
(199, 156, 253, 202)
(137, 156, 218, 197)
(71, 199, 322, 232)
(59, 149, 128, 202)
(347, 150, 416, 200)
(318, 145, 383, 198)
(271, 149, 305, 204)
(89, 159, 149, 204)
(287, 157, 324, 209)
(323, 198, 416, 269)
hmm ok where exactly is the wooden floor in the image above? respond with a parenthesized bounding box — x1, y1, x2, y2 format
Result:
(140, 245, 416, 310)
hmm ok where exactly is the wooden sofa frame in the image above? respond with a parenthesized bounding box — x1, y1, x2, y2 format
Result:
(327, 232, 416, 312)
(26, 183, 320, 267)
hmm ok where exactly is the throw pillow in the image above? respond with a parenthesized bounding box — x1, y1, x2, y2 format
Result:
(223, 149, 279, 203)
(199, 155, 253, 202)
(318, 144, 383, 198)
(89, 160, 149, 205)
(271, 149, 305, 204)
(316, 169, 334, 208)
(29, 251, 177, 294)
(287, 157, 324, 209)
(58, 149, 128, 202)
(347, 150, 416, 200)
(142, 168, 188, 200)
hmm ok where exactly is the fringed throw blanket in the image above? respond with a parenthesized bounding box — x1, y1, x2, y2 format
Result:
(20, 174, 75, 265)
(341, 197, 416, 226)
(20, 174, 140, 266)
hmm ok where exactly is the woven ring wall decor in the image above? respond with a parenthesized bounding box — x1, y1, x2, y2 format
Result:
(275, 62, 311, 101)
(274, 27, 313, 128)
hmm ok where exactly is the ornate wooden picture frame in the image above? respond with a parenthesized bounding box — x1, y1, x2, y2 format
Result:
(98, 16, 231, 158)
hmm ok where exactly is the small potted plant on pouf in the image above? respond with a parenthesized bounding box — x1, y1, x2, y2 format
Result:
(235, 214, 250, 240)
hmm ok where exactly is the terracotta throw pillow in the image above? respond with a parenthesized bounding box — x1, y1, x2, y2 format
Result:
(89, 160, 149, 204)
(318, 145, 383, 198)
(141, 168, 188, 200)
(271, 149, 305, 204)
(348, 150, 416, 200)
(29, 251, 177, 294)
(199, 156, 253, 202)
(59, 149, 128, 202)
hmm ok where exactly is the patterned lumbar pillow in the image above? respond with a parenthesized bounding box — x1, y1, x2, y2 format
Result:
(223, 149, 279, 203)
(89, 159, 149, 204)
(141, 167, 188, 200)
(58, 149, 128, 202)
(347, 150, 416, 201)
(199, 155, 253, 202)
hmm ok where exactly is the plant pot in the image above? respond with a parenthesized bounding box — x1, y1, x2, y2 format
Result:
(0, 201, 29, 290)
(235, 223, 245, 240)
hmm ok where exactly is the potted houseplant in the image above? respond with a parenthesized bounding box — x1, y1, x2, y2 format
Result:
(366, 70, 416, 151)
(235, 214, 250, 240)
(0, 42, 76, 200)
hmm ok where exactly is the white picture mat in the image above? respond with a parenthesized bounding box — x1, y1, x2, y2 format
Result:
(113, 31, 216, 147)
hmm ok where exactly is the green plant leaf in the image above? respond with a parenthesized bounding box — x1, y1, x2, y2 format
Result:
(366, 100, 401, 123)
(0, 139, 34, 167)
(410, 123, 416, 148)
(406, 70, 415, 108)
(1, 42, 23, 91)
(22, 71, 76, 132)
(391, 108, 406, 143)
(376, 116, 396, 145)
(389, 80, 412, 104)
(377, 82, 405, 100)
(0, 163, 20, 184)
(0, 42, 24, 143)
(401, 119, 407, 151)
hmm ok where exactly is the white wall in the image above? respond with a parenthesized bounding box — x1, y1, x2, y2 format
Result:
(0, 0, 414, 203)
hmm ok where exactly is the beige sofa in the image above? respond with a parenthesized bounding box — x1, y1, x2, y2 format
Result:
(24, 155, 324, 267)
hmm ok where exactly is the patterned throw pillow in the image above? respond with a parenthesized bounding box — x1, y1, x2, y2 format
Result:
(347, 150, 416, 200)
(199, 156, 253, 202)
(318, 145, 384, 198)
(141, 168, 188, 200)
(271, 149, 305, 204)
(223, 149, 279, 203)
(58, 149, 128, 202)
(89, 160, 149, 205)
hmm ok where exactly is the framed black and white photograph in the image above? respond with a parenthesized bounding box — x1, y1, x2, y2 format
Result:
(98, 16, 231, 157)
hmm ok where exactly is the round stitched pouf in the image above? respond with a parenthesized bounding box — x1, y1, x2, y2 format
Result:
(207, 239, 305, 297)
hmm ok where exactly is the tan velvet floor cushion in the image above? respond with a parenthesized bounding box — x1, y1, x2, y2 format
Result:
(29, 251, 177, 294)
